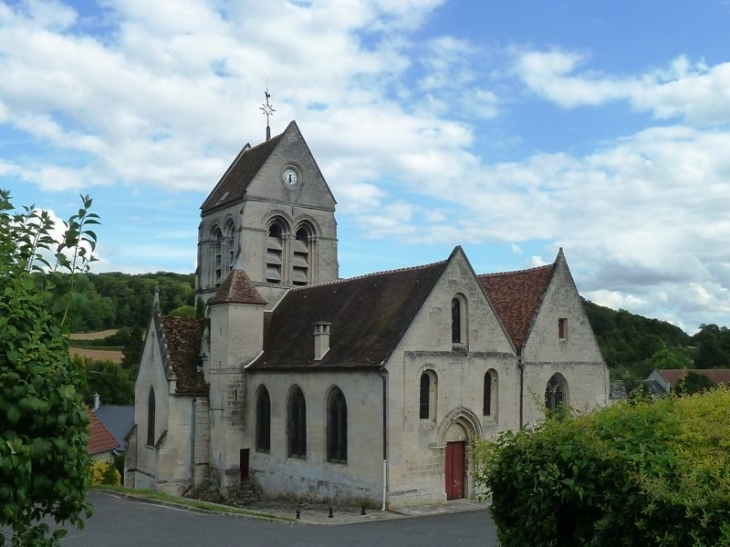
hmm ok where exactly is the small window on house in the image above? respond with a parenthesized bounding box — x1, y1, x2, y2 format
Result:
(287, 386, 307, 458)
(327, 387, 347, 463)
(483, 369, 498, 417)
(147, 387, 156, 446)
(256, 386, 271, 453)
(558, 318, 567, 340)
(545, 374, 567, 411)
(419, 371, 437, 421)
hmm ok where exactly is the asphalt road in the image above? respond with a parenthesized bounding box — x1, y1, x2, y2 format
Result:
(56, 492, 499, 546)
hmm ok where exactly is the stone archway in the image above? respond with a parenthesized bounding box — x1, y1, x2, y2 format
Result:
(438, 408, 482, 501)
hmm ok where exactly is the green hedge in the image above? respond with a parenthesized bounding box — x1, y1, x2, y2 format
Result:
(473, 389, 730, 547)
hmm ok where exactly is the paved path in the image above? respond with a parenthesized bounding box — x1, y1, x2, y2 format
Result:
(56, 492, 499, 546)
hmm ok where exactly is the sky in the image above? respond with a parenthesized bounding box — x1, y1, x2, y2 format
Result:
(1, 0, 730, 334)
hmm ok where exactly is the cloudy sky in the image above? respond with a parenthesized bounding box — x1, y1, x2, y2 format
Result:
(2, 0, 730, 333)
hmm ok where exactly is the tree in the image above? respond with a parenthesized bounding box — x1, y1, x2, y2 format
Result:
(674, 370, 716, 396)
(0, 191, 99, 545)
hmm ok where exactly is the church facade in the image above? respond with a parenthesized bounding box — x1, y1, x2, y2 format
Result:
(125, 121, 609, 508)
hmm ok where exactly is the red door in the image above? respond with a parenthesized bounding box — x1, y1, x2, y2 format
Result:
(445, 441, 465, 500)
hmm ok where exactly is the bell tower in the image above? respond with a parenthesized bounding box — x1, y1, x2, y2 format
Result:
(196, 115, 339, 307)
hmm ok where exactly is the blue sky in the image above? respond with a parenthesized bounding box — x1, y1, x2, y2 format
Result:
(2, 0, 730, 333)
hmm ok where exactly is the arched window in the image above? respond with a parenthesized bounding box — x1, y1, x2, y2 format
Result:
(255, 386, 271, 453)
(451, 295, 468, 346)
(327, 387, 347, 463)
(266, 222, 284, 284)
(419, 371, 437, 421)
(287, 386, 306, 458)
(225, 219, 236, 272)
(211, 226, 223, 286)
(147, 387, 156, 446)
(292, 225, 312, 286)
(545, 374, 567, 411)
(483, 369, 498, 417)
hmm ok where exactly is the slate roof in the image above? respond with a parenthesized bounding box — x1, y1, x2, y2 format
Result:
(655, 369, 730, 389)
(249, 260, 449, 370)
(159, 316, 208, 394)
(478, 263, 555, 350)
(208, 268, 267, 306)
(88, 410, 119, 455)
(200, 131, 284, 214)
(94, 405, 134, 447)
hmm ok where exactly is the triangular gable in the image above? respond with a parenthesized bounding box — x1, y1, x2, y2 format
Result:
(249, 260, 449, 370)
(478, 262, 555, 350)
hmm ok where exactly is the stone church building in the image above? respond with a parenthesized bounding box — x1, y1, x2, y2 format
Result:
(125, 121, 608, 508)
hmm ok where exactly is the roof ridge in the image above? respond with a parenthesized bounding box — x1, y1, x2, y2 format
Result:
(289, 259, 449, 291)
(478, 262, 554, 278)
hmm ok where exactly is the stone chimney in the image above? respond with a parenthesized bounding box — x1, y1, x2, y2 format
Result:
(314, 322, 332, 361)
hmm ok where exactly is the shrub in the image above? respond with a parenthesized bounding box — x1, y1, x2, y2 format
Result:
(473, 388, 730, 547)
(91, 461, 121, 486)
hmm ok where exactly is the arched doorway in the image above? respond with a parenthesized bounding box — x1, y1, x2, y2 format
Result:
(444, 423, 467, 500)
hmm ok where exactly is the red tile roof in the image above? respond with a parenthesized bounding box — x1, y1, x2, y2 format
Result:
(478, 263, 555, 350)
(88, 410, 119, 455)
(657, 369, 730, 388)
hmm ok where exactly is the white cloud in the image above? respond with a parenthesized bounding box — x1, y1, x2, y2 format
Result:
(514, 49, 730, 126)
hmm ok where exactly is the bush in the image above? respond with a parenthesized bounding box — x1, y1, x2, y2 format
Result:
(473, 388, 730, 547)
(90, 461, 121, 486)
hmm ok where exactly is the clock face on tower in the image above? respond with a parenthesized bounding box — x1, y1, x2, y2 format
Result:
(282, 167, 298, 186)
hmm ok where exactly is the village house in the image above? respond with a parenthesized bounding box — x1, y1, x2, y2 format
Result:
(125, 121, 609, 508)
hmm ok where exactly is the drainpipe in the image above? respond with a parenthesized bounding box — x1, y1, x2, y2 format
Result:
(191, 397, 197, 488)
(518, 353, 524, 429)
(377, 366, 388, 511)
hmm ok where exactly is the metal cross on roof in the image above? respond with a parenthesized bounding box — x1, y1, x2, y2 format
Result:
(260, 89, 275, 141)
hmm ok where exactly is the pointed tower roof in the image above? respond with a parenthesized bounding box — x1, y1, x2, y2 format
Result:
(208, 267, 267, 306)
(478, 255, 559, 350)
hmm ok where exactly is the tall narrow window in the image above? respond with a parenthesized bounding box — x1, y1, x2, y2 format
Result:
(256, 386, 271, 453)
(545, 374, 567, 411)
(212, 226, 223, 286)
(419, 371, 437, 421)
(225, 219, 236, 272)
(558, 318, 567, 340)
(419, 373, 430, 419)
(483, 369, 498, 417)
(327, 387, 347, 463)
(147, 387, 156, 446)
(451, 298, 461, 344)
(288, 386, 307, 458)
(292, 226, 311, 286)
(266, 222, 284, 284)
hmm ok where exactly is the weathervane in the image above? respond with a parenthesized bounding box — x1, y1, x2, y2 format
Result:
(260, 89, 275, 141)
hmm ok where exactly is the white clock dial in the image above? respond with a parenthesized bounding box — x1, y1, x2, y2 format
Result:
(282, 168, 298, 186)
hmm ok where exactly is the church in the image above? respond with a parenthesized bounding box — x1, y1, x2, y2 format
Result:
(124, 120, 609, 508)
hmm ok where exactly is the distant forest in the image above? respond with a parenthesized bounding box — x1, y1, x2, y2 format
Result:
(64, 272, 730, 395)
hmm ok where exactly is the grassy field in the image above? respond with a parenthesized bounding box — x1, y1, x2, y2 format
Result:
(69, 330, 123, 363)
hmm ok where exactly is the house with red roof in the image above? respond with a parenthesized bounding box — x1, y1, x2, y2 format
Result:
(125, 121, 608, 508)
(647, 369, 730, 395)
(88, 409, 119, 463)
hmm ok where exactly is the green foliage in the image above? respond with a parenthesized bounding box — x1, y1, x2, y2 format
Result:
(90, 461, 121, 486)
(675, 371, 716, 396)
(75, 355, 134, 406)
(169, 304, 195, 317)
(0, 190, 96, 545)
(473, 388, 730, 546)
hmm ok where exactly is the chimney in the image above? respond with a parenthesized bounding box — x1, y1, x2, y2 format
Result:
(314, 322, 332, 361)
(93, 392, 100, 412)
